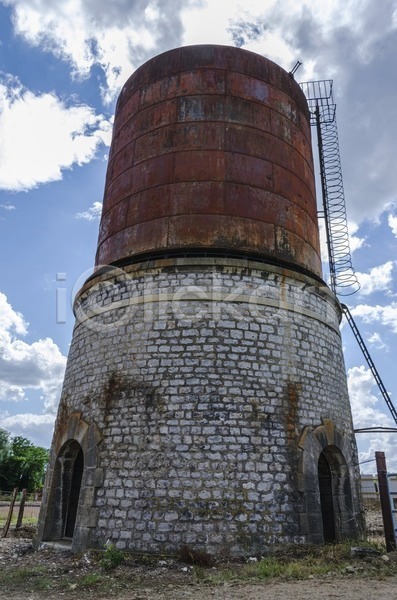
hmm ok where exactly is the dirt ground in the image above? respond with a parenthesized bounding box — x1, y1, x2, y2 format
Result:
(116, 578, 397, 599)
(2, 529, 397, 600)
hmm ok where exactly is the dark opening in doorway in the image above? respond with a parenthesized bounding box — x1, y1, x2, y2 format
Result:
(318, 451, 336, 542)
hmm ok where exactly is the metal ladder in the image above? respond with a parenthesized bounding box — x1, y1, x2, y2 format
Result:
(300, 79, 360, 296)
(341, 303, 397, 426)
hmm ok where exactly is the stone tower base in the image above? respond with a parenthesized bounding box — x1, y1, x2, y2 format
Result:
(35, 258, 364, 554)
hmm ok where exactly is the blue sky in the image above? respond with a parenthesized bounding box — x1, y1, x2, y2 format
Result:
(0, 0, 397, 474)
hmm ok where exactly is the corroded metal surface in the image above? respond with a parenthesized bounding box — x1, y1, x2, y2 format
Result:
(96, 44, 321, 277)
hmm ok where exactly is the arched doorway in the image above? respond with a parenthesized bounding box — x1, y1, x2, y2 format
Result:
(36, 413, 103, 551)
(42, 439, 84, 542)
(318, 451, 336, 542)
(297, 420, 364, 544)
(318, 445, 354, 543)
(62, 444, 84, 539)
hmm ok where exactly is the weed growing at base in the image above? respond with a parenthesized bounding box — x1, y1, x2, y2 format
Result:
(100, 543, 125, 571)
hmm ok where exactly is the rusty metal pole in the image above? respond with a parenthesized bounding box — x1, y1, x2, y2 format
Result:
(376, 451, 396, 551)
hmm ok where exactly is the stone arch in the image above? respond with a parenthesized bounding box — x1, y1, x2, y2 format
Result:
(297, 418, 360, 544)
(35, 412, 103, 551)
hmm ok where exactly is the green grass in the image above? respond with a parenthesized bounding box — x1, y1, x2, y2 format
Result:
(32, 577, 53, 591)
(79, 573, 104, 587)
(1, 541, 396, 596)
(206, 541, 395, 585)
(0, 516, 38, 527)
(0, 566, 49, 589)
(244, 556, 347, 580)
(0, 565, 115, 595)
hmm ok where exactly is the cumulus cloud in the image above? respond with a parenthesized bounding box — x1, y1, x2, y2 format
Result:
(357, 436, 397, 474)
(76, 201, 103, 221)
(228, 17, 268, 49)
(0, 292, 27, 335)
(388, 213, 397, 238)
(3, 0, 397, 220)
(356, 261, 395, 296)
(0, 74, 112, 192)
(351, 302, 397, 334)
(214, 1, 397, 224)
(0, 412, 55, 448)
(342, 292, 395, 468)
(3, 0, 203, 103)
(348, 365, 393, 430)
(346, 364, 397, 472)
(0, 204, 16, 210)
(0, 292, 66, 412)
(318, 220, 329, 265)
(367, 332, 388, 352)
(348, 222, 366, 254)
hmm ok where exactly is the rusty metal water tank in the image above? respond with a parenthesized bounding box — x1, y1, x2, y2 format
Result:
(96, 45, 321, 278)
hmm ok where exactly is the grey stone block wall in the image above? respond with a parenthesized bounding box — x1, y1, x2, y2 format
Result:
(37, 258, 363, 554)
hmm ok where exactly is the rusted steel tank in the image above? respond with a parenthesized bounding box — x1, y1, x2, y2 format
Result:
(96, 45, 321, 278)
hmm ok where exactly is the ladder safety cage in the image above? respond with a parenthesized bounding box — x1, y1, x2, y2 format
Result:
(298, 79, 397, 430)
(300, 80, 360, 296)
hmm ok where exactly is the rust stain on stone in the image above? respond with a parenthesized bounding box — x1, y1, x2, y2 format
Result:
(103, 372, 123, 419)
(103, 372, 162, 423)
(285, 381, 302, 444)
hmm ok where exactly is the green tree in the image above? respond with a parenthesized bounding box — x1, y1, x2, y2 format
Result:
(0, 429, 49, 492)
(0, 429, 12, 490)
(0, 428, 11, 461)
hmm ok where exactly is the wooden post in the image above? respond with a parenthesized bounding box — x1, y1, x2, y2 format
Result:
(16, 488, 27, 529)
(2, 488, 18, 538)
(376, 451, 396, 552)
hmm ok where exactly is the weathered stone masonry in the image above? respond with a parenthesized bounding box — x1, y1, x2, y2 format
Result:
(36, 258, 363, 554)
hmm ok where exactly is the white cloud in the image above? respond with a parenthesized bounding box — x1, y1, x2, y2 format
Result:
(0, 74, 112, 192)
(351, 302, 397, 334)
(367, 332, 388, 352)
(0, 204, 16, 210)
(0, 292, 27, 335)
(0, 412, 55, 448)
(357, 437, 397, 474)
(212, 1, 397, 224)
(0, 336, 66, 411)
(356, 261, 395, 296)
(0, 292, 66, 412)
(348, 365, 393, 430)
(318, 220, 329, 265)
(348, 222, 366, 254)
(76, 201, 102, 221)
(7, 0, 374, 104)
(3, 0, 397, 221)
(347, 365, 397, 473)
(388, 214, 397, 238)
(3, 0, 202, 103)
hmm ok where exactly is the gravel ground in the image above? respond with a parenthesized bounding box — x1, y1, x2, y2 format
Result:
(2, 532, 397, 600)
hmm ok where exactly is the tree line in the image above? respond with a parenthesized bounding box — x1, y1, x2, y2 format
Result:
(0, 428, 49, 493)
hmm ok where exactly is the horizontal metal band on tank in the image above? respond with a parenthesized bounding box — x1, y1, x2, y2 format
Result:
(73, 290, 340, 333)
